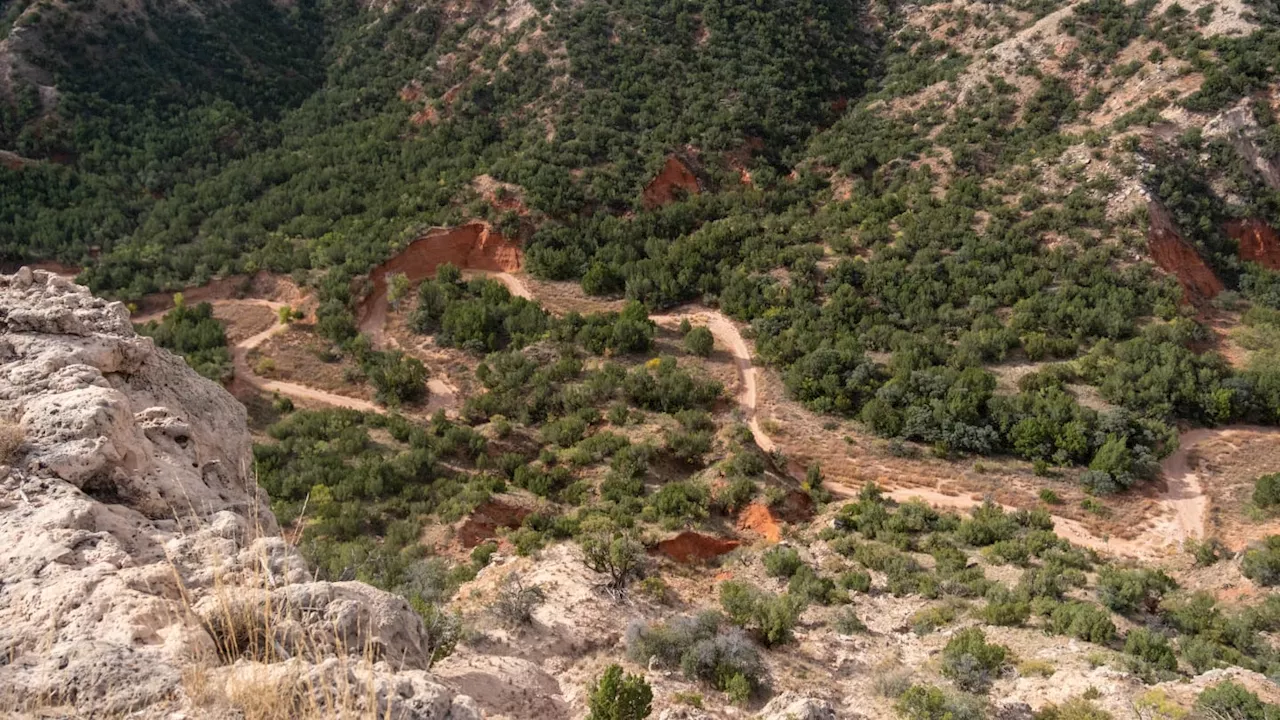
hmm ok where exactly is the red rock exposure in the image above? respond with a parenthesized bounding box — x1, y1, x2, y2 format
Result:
(1228, 218, 1280, 270)
(736, 491, 814, 543)
(1147, 201, 1224, 304)
(653, 531, 741, 563)
(456, 497, 532, 549)
(359, 222, 522, 318)
(642, 155, 701, 209)
(737, 503, 782, 542)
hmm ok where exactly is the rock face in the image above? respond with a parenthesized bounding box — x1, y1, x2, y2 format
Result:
(0, 269, 476, 718)
(1146, 200, 1225, 304)
(1228, 218, 1280, 270)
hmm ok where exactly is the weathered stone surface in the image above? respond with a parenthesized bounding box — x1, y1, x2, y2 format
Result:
(0, 269, 475, 718)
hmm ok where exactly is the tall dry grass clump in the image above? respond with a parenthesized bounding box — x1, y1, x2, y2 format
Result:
(0, 420, 24, 462)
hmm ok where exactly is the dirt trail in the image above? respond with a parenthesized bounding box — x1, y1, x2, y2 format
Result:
(650, 310, 773, 453)
(232, 300, 383, 413)
(136, 298, 383, 413)
(148, 265, 1241, 559)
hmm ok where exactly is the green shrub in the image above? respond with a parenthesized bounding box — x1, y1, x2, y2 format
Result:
(1096, 568, 1177, 614)
(1186, 537, 1228, 567)
(956, 502, 1020, 546)
(910, 603, 962, 635)
(586, 664, 652, 720)
(762, 545, 804, 578)
(1253, 473, 1280, 509)
(896, 684, 987, 720)
(979, 587, 1030, 627)
(1241, 536, 1280, 586)
(625, 612, 763, 696)
(940, 627, 1008, 693)
(1017, 659, 1055, 678)
(788, 565, 839, 605)
(1123, 628, 1177, 677)
(1048, 602, 1116, 644)
(833, 606, 866, 635)
(1195, 681, 1278, 720)
(1033, 698, 1114, 720)
(718, 580, 805, 647)
(683, 326, 715, 357)
(838, 569, 872, 593)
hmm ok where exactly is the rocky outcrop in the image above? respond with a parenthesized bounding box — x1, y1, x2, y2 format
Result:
(455, 496, 531, 549)
(759, 694, 836, 720)
(1146, 200, 1224, 304)
(0, 268, 476, 718)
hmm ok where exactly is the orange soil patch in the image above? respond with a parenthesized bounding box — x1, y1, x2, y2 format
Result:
(411, 106, 439, 126)
(1228, 218, 1280, 270)
(652, 531, 741, 563)
(456, 497, 533, 549)
(473, 174, 530, 216)
(0, 150, 32, 170)
(642, 155, 701, 209)
(1147, 201, 1224, 304)
(357, 222, 523, 334)
(737, 503, 783, 542)
(737, 491, 815, 543)
(399, 81, 424, 103)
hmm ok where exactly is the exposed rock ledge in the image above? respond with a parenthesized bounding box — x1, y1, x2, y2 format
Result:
(0, 268, 477, 718)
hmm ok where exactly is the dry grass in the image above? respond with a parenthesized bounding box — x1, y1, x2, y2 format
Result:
(175, 533, 400, 720)
(0, 420, 23, 462)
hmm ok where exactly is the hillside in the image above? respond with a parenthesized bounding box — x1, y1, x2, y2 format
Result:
(4, 0, 1280, 718)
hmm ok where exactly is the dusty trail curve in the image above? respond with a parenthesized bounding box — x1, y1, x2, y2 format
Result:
(136, 298, 384, 413)
(650, 310, 774, 453)
(144, 261, 1240, 559)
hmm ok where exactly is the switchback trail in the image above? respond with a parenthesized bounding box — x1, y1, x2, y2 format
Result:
(145, 268, 1237, 558)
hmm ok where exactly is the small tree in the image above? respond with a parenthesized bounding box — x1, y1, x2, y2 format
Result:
(278, 305, 293, 325)
(940, 627, 1008, 693)
(580, 518, 645, 598)
(387, 272, 411, 310)
(491, 572, 545, 627)
(683, 326, 714, 357)
(587, 664, 652, 720)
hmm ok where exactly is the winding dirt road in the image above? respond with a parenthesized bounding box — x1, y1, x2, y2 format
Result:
(144, 267, 1247, 558)
(651, 310, 773, 453)
(231, 301, 384, 413)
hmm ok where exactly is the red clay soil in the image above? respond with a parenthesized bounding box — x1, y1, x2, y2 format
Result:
(357, 222, 522, 322)
(411, 106, 439, 127)
(1228, 218, 1280, 270)
(736, 491, 814, 543)
(399, 81, 424, 103)
(642, 155, 701, 209)
(1147, 201, 1224, 304)
(0, 150, 31, 170)
(737, 503, 783, 542)
(456, 497, 532, 549)
(652, 531, 741, 563)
